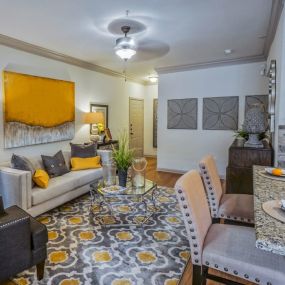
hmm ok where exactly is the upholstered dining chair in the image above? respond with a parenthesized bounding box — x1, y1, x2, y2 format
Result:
(0, 195, 48, 283)
(199, 155, 254, 224)
(175, 170, 285, 285)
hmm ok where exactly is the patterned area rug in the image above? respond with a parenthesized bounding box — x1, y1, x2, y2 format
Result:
(13, 187, 190, 285)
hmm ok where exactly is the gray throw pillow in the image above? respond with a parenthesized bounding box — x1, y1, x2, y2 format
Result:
(70, 142, 97, 158)
(41, 151, 69, 178)
(11, 154, 36, 186)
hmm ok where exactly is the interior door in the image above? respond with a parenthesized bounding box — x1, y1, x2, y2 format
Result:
(129, 98, 144, 157)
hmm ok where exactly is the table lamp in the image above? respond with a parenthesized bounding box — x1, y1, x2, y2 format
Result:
(83, 112, 105, 142)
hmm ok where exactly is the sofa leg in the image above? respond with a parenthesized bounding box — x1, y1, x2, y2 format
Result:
(192, 264, 203, 285)
(36, 261, 45, 280)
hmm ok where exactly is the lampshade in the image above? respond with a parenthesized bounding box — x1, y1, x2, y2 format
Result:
(83, 112, 104, 124)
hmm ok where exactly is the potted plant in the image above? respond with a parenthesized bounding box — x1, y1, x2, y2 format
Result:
(112, 131, 134, 187)
(234, 129, 248, 147)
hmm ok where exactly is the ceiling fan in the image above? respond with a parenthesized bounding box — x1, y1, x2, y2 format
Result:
(114, 25, 137, 61)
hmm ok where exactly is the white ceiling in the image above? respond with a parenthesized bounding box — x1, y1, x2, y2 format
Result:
(0, 0, 273, 81)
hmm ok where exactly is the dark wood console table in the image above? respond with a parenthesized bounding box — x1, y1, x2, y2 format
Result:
(226, 139, 273, 195)
(97, 140, 118, 150)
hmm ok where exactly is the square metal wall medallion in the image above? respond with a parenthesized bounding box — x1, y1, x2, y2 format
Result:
(203, 96, 239, 130)
(167, 98, 198, 129)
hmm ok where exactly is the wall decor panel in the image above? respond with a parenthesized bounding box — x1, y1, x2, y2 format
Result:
(3, 71, 75, 148)
(167, 98, 197, 129)
(245, 95, 268, 115)
(203, 96, 239, 130)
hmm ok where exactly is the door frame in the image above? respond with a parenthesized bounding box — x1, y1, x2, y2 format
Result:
(129, 97, 144, 157)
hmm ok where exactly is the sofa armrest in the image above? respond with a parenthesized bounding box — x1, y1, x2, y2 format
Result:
(0, 167, 32, 210)
(0, 206, 32, 282)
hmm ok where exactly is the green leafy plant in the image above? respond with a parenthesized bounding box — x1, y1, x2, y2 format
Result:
(234, 129, 249, 140)
(112, 131, 134, 171)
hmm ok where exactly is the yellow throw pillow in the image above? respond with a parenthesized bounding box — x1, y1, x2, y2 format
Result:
(71, 156, 101, 171)
(33, 169, 49, 189)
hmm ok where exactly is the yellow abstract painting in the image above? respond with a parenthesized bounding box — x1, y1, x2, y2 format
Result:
(3, 71, 75, 148)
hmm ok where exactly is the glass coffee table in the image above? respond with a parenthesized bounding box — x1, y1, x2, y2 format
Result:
(89, 179, 159, 227)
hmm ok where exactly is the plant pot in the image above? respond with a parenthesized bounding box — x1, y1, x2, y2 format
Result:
(118, 169, 128, 187)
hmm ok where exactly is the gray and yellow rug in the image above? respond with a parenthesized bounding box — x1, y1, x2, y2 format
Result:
(14, 187, 190, 285)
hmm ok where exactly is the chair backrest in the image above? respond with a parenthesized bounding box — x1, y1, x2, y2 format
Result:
(175, 170, 212, 266)
(199, 155, 223, 218)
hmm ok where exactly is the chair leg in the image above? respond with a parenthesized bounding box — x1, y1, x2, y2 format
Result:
(192, 265, 203, 285)
(36, 260, 45, 280)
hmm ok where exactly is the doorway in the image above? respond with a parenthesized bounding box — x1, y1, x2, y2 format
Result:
(129, 98, 144, 157)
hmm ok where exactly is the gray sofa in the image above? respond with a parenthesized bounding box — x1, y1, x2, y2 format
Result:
(0, 150, 111, 217)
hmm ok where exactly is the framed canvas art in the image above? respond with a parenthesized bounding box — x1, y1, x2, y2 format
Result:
(3, 71, 75, 148)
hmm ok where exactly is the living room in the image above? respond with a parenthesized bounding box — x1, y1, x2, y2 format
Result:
(0, 1, 285, 285)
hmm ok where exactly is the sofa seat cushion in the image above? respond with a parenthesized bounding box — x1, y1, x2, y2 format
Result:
(202, 224, 285, 285)
(32, 168, 102, 205)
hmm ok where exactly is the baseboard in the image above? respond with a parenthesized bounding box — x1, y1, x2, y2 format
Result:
(144, 154, 157, 158)
(156, 167, 186, 174)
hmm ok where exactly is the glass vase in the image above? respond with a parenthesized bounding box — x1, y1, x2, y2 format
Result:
(102, 161, 116, 187)
(131, 157, 147, 188)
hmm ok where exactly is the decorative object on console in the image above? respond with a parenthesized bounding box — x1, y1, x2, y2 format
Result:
(3, 71, 75, 148)
(267, 60, 276, 132)
(167, 98, 198, 129)
(203, 96, 238, 130)
(104, 127, 112, 142)
(153, 98, 158, 147)
(131, 157, 147, 188)
(243, 104, 267, 148)
(41, 150, 69, 178)
(70, 142, 97, 158)
(112, 131, 134, 187)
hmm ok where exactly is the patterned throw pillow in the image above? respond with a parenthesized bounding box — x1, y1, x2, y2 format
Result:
(70, 142, 97, 158)
(41, 151, 69, 178)
(11, 154, 36, 186)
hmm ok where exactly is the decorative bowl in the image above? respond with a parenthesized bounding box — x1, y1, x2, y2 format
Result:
(264, 167, 285, 177)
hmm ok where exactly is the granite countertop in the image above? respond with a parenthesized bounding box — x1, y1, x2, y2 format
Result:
(253, 166, 285, 256)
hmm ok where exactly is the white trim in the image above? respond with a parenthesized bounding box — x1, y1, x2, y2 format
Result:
(0, 33, 147, 86)
(155, 55, 266, 74)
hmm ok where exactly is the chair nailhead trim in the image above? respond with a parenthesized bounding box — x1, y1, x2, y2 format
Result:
(181, 197, 185, 201)
(244, 274, 249, 279)
(193, 244, 197, 247)
(186, 213, 189, 217)
(190, 229, 194, 232)
(224, 268, 228, 272)
(188, 220, 192, 224)
(255, 278, 260, 283)
(183, 205, 187, 209)
(234, 271, 238, 275)
(191, 236, 196, 239)
(195, 259, 198, 263)
(214, 264, 218, 268)
(202, 166, 205, 169)
(178, 190, 182, 194)
(205, 261, 209, 265)
(194, 252, 198, 255)
(267, 283, 272, 285)
(209, 187, 212, 190)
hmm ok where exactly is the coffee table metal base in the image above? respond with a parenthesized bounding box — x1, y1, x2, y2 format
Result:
(89, 185, 159, 227)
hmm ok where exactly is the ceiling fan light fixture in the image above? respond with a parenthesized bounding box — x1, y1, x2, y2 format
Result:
(115, 36, 137, 60)
(115, 48, 136, 60)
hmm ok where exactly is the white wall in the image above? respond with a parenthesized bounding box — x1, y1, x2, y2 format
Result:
(144, 84, 158, 156)
(0, 45, 155, 162)
(157, 62, 267, 175)
(267, 7, 285, 165)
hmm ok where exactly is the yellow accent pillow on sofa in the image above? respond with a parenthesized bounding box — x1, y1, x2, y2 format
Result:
(33, 169, 50, 188)
(71, 156, 101, 171)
